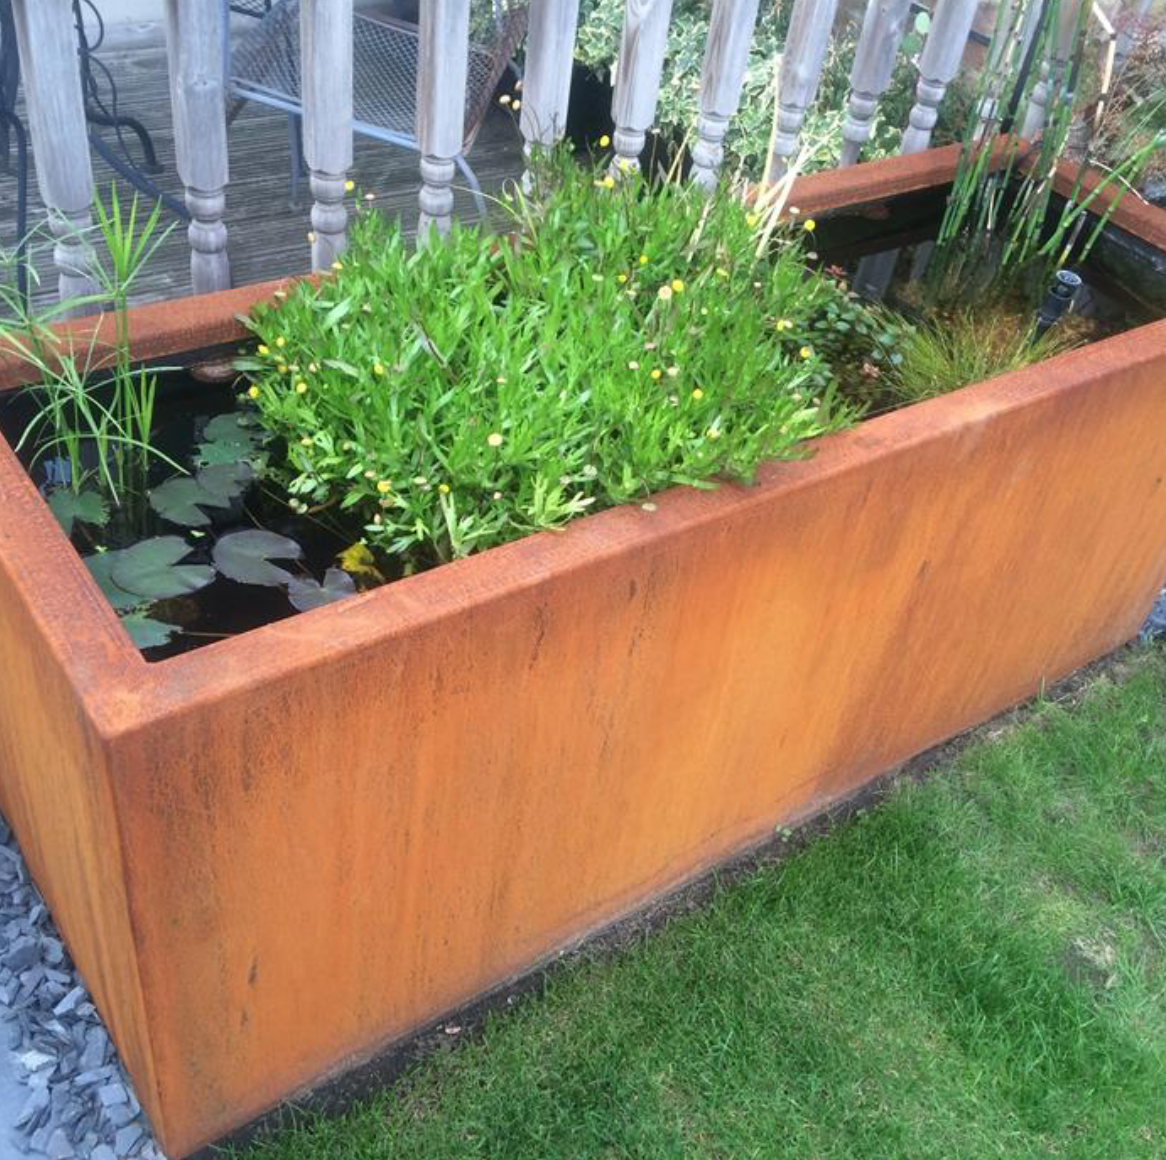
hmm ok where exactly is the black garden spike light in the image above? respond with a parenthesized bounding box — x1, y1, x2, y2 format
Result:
(1034, 269, 1083, 340)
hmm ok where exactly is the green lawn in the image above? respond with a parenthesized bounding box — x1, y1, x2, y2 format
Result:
(235, 647, 1166, 1160)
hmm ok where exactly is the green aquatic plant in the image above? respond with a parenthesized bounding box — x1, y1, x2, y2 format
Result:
(239, 155, 868, 568)
(1, 186, 178, 511)
(886, 307, 1081, 402)
(929, 0, 1163, 299)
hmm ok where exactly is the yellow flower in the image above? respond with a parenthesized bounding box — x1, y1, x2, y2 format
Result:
(247, 385, 260, 399)
(599, 134, 611, 148)
(650, 368, 662, 381)
(746, 212, 759, 228)
(277, 362, 287, 373)
(692, 388, 704, 399)
(639, 254, 649, 265)
(617, 273, 629, 284)
(670, 279, 685, 293)
(332, 261, 343, 271)
(276, 336, 286, 348)
(800, 346, 813, 360)
(657, 284, 673, 302)
(706, 427, 721, 440)
(345, 180, 355, 193)
(296, 381, 309, 394)
(803, 219, 816, 232)
(300, 436, 313, 447)
(376, 480, 392, 494)
(257, 344, 270, 356)
(487, 432, 504, 447)
(438, 483, 451, 495)
(601, 175, 615, 189)
(499, 94, 512, 106)
(777, 318, 793, 331)
(373, 362, 385, 377)
(512, 99, 522, 111)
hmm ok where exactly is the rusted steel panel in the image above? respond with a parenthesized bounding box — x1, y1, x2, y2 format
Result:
(1, 149, 1165, 1156)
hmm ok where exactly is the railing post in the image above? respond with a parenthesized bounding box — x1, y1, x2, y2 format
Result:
(611, 0, 674, 174)
(521, 0, 580, 178)
(767, 0, 841, 181)
(11, 0, 98, 312)
(691, 0, 762, 190)
(165, 0, 231, 295)
(301, 0, 353, 269)
(840, 0, 914, 166)
(417, 0, 470, 238)
(1020, 0, 1084, 139)
(972, 0, 1041, 137)
(900, 0, 979, 153)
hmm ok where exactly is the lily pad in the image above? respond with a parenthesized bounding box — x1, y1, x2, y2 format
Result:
(111, 537, 216, 600)
(149, 476, 232, 527)
(287, 567, 357, 613)
(196, 413, 265, 468)
(120, 613, 181, 650)
(83, 551, 143, 613)
(213, 529, 302, 587)
(48, 490, 109, 537)
(197, 461, 254, 503)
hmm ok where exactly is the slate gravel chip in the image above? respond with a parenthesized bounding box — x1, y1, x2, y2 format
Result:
(0, 810, 167, 1158)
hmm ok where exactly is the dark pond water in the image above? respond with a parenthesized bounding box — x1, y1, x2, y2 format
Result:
(2, 184, 1162, 660)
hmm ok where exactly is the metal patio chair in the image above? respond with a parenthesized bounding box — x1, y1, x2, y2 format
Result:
(225, 0, 528, 214)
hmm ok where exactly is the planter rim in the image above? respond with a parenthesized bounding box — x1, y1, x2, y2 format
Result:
(2, 145, 1165, 741)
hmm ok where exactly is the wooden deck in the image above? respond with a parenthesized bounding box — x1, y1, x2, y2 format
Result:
(0, 31, 525, 308)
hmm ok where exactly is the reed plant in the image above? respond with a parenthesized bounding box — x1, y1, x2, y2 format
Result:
(928, 0, 1164, 301)
(0, 186, 177, 506)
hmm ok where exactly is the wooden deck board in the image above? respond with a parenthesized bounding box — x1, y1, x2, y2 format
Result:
(0, 37, 525, 308)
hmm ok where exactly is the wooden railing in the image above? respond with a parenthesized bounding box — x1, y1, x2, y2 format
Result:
(9, 0, 1098, 309)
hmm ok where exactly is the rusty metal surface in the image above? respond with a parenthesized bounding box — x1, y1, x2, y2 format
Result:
(0, 147, 1165, 1156)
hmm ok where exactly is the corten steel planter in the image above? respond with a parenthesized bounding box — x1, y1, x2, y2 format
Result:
(1, 146, 1166, 1157)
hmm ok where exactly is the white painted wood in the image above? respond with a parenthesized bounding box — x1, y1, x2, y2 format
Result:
(611, 0, 674, 172)
(900, 0, 979, 153)
(165, 0, 231, 295)
(521, 0, 580, 175)
(301, 0, 353, 268)
(1021, 0, 1085, 138)
(840, 0, 914, 166)
(691, 0, 762, 189)
(11, 0, 98, 312)
(767, 0, 841, 180)
(973, 0, 1043, 137)
(417, 0, 470, 237)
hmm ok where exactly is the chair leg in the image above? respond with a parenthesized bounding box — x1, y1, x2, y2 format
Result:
(1, 110, 30, 308)
(287, 111, 304, 208)
(454, 153, 487, 219)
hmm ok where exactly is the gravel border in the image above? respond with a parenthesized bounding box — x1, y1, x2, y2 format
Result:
(0, 815, 166, 1160)
(1141, 588, 1166, 641)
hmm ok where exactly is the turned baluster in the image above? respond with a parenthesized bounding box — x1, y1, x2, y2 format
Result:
(840, 0, 914, 166)
(691, 0, 762, 189)
(611, 0, 674, 174)
(417, 0, 470, 237)
(900, 0, 979, 153)
(11, 0, 98, 313)
(165, 0, 231, 294)
(301, 0, 353, 268)
(1020, 0, 1084, 139)
(521, 0, 581, 181)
